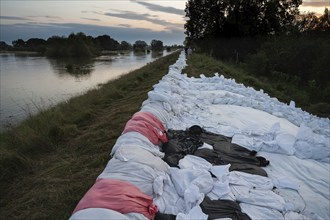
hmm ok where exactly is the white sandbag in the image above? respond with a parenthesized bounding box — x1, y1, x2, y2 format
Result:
(284, 211, 312, 220)
(148, 90, 169, 102)
(210, 177, 231, 200)
(125, 212, 149, 220)
(293, 124, 330, 161)
(231, 185, 288, 212)
(98, 158, 166, 197)
(178, 155, 212, 171)
(111, 132, 164, 158)
(240, 203, 284, 220)
(69, 208, 130, 220)
(176, 205, 208, 220)
(272, 176, 299, 190)
(114, 145, 169, 172)
(170, 167, 214, 197)
(259, 152, 330, 219)
(274, 188, 305, 212)
(210, 164, 230, 180)
(275, 133, 296, 155)
(183, 184, 204, 211)
(229, 171, 273, 190)
(153, 176, 185, 215)
(140, 101, 171, 125)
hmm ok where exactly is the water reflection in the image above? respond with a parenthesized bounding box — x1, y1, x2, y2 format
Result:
(0, 50, 171, 131)
(151, 51, 164, 59)
(48, 57, 95, 79)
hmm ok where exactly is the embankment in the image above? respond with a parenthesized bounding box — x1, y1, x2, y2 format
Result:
(0, 51, 180, 219)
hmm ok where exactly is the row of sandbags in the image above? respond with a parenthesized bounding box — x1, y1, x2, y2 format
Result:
(69, 53, 186, 220)
(70, 51, 329, 219)
(70, 110, 171, 220)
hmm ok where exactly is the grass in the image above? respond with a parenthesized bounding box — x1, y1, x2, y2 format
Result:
(183, 53, 330, 118)
(0, 51, 180, 219)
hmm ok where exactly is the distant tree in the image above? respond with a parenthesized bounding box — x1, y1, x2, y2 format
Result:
(67, 32, 100, 57)
(118, 41, 132, 50)
(185, 0, 302, 39)
(12, 39, 26, 48)
(46, 32, 100, 57)
(0, 41, 12, 50)
(150, 39, 163, 51)
(93, 35, 120, 51)
(133, 40, 147, 51)
(26, 38, 47, 53)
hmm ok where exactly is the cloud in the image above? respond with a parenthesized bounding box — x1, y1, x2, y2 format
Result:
(104, 10, 183, 31)
(117, 24, 132, 28)
(133, 1, 185, 16)
(0, 22, 184, 45)
(81, 17, 101, 21)
(0, 16, 29, 21)
(105, 11, 152, 20)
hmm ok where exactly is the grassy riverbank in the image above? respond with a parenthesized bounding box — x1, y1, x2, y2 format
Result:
(0, 51, 180, 219)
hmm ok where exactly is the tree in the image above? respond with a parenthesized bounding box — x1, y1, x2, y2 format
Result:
(133, 40, 147, 51)
(184, 0, 302, 39)
(45, 33, 100, 57)
(118, 41, 132, 50)
(0, 41, 11, 50)
(12, 39, 26, 48)
(318, 8, 330, 31)
(93, 35, 120, 51)
(26, 38, 47, 52)
(150, 39, 163, 51)
(293, 8, 330, 33)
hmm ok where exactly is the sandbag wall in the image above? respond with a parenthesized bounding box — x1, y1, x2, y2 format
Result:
(69, 52, 185, 220)
(70, 51, 330, 220)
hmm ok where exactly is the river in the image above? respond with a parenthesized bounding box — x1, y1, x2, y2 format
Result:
(0, 50, 171, 131)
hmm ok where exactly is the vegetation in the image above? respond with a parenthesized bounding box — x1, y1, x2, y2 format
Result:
(183, 52, 330, 118)
(133, 40, 148, 52)
(1, 33, 171, 57)
(46, 32, 101, 58)
(0, 51, 180, 219)
(151, 39, 164, 51)
(185, 0, 302, 39)
(184, 1, 329, 117)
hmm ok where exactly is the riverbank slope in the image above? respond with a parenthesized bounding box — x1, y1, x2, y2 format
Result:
(0, 51, 180, 219)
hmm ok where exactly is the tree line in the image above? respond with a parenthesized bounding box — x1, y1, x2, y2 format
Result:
(0, 33, 169, 58)
(185, 0, 329, 40)
(184, 1, 330, 106)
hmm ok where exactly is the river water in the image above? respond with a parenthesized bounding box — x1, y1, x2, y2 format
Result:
(0, 50, 170, 131)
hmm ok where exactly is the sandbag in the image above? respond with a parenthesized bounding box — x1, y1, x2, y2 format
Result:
(98, 158, 167, 197)
(72, 178, 158, 220)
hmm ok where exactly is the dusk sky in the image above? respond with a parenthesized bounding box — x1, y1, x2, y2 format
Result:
(0, 0, 329, 46)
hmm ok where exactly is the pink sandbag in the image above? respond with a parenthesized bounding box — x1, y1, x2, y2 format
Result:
(72, 178, 158, 220)
(123, 112, 167, 145)
(132, 112, 166, 131)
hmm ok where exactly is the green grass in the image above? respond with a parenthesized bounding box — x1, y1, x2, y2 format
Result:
(183, 53, 330, 118)
(0, 51, 180, 219)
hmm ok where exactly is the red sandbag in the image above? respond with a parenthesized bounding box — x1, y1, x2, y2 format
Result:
(123, 112, 167, 145)
(72, 178, 158, 220)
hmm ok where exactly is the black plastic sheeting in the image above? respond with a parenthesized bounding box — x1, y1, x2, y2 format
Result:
(162, 125, 269, 176)
(200, 197, 251, 220)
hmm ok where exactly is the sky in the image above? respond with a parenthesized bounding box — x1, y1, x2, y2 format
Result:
(0, 0, 329, 46)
